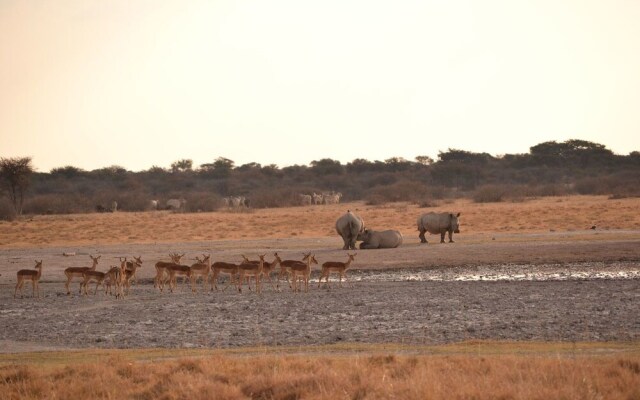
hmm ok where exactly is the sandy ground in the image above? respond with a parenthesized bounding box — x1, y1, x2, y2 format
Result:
(0, 196, 639, 352)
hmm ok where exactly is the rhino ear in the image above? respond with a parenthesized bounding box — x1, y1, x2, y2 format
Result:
(456, 212, 461, 217)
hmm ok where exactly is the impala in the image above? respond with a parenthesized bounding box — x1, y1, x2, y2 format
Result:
(103, 265, 121, 296)
(167, 261, 194, 293)
(190, 254, 211, 292)
(122, 257, 144, 295)
(241, 253, 280, 291)
(14, 260, 43, 298)
(210, 260, 241, 291)
(154, 253, 184, 291)
(274, 253, 311, 289)
(238, 254, 266, 293)
(318, 253, 356, 288)
(125, 256, 143, 285)
(64, 255, 100, 295)
(290, 253, 318, 293)
(114, 258, 128, 299)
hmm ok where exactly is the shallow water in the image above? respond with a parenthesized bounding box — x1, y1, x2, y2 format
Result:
(350, 261, 640, 283)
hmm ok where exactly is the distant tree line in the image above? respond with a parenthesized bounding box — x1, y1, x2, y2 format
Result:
(1, 139, 638, 219)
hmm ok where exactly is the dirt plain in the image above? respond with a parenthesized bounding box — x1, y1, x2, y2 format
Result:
(0, 195, 639, 352)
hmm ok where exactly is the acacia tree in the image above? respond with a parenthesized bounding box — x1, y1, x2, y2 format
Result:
(0, 157, 34, 216)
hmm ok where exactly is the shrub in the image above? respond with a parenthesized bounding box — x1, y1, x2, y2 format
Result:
(248, 188, 299, 208)
(364, 181, 429, 205)
(184, 192, 223, 212)
(472, 185, 508, 203)
(25, 194, 94, 214)
(0, 197, 16, 220)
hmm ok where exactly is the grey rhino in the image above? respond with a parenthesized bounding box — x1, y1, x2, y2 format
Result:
(357, 229, 403, 249)
(335, 210, 364, 250)
(417, 212, 461, 243)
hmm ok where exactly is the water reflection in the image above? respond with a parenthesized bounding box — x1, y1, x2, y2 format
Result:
(348, 261, 640, 282)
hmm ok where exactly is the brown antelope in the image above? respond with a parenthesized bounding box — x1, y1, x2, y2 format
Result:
(125, 256, 143, 285)
(64, 255, 100, 295)
(237, 254, 266, 293)
(104, 266, 121, 296)
(290, 253, 318, 293)
(241, 253, 280, 291)
(167, 261, 194, 293)
(14, 260, 43, 298)
(275, 253, 311, 289)
(114, 258, 128, 299)
(210, 261, 241, 291)
(154, 253, 184, 291)
(318, 253, 356, 288)
(121, 257, 142, 295)
(81, 269, 108, 296)
(190, 254, 211, 292)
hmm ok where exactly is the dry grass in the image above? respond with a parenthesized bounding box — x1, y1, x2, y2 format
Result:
(1, 342, 639, 400)
(1, 195, 639, 249)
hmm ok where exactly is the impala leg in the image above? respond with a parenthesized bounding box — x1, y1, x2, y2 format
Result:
(266, 274, 276, 291)
(14, 278, 21, 298)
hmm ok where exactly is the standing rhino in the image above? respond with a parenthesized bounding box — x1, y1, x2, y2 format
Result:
(335, 211, 364, 250)
(357, 229, 403, 249)
(417, 212, 461, 243)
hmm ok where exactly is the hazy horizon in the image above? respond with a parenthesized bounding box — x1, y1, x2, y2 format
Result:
(2, 1, 639, 173)
(9, 136, 639, 174)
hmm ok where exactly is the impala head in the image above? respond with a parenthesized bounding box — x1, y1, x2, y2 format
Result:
(309, 254, 319, 265)
(34, 260, 43, 268)
(302, 252, 312, 261)
(195, 254, 211, 264)
(348, 253, 357, 261)
(90, 255, 101, 264)
(169, 253, 184, 263)
(241, 254, 251, 262)
(133, 256, 142, 266)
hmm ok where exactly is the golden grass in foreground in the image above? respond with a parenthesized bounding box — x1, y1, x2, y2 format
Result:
(1, 343, 639, 400)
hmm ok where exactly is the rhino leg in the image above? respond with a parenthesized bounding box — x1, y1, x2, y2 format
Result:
(348, 233, 358, 250)
(341, 234, 350, 250)
(440, 232, 446, 243)
(359, 241, 379, 249)
(448, 231, 455, 243)
(419, 230, 428, 244)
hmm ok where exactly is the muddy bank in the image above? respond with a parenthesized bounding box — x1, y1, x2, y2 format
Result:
(1, 275, 638, 352)
(1, 231, 640, 286)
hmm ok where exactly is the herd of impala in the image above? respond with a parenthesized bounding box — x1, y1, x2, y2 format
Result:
(12, 252, 358, 299)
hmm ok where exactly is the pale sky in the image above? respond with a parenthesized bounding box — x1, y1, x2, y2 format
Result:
(1, 0, 639, 172)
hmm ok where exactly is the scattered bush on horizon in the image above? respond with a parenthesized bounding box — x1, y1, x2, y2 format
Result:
(2, 139, 639, 215)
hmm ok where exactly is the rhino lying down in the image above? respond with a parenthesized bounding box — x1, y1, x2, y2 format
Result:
(417, 212, 461, 244)
(357, 229, 403, 249)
